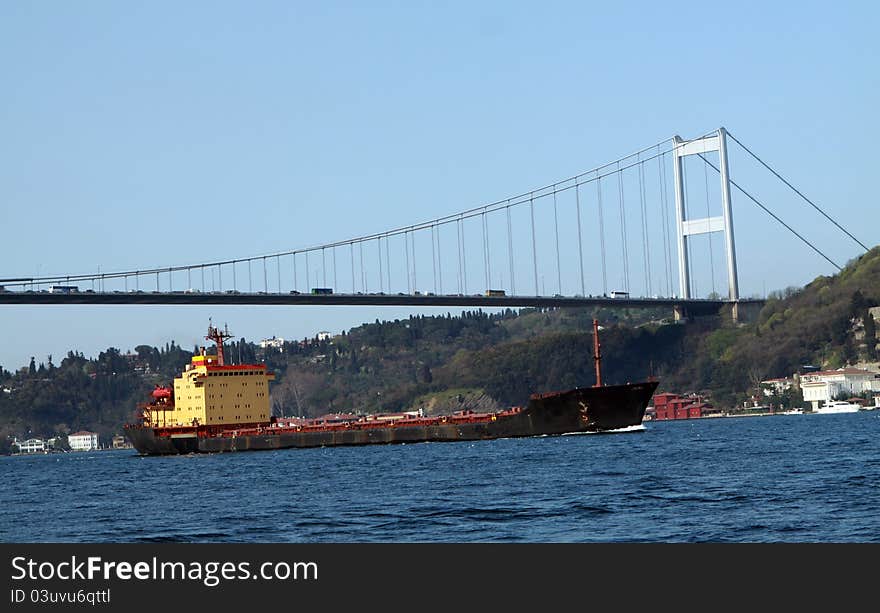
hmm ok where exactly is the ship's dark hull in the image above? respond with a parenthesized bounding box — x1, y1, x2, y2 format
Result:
(125, 380, 658, 455)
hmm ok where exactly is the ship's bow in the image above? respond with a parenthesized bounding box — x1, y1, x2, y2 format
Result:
(526, 379, 658, 434)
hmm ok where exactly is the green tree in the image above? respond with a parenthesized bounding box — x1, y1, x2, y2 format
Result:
(864, 312, 877, 360)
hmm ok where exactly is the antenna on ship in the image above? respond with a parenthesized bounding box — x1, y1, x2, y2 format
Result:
(206, 318, 234, 366)
(593, 318, 603, 387)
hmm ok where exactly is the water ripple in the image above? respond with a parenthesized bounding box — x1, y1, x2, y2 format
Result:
(2, 412, 878, 542)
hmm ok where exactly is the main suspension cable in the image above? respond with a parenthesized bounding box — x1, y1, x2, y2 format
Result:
(727, 130, 868, 252)
(698, 153, 842, 271)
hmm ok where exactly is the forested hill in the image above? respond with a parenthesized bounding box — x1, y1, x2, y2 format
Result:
(1, 246, 878, 452)
(269, 246, 880, 418)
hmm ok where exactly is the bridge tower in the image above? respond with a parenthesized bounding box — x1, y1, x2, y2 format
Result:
(671, 127, 739, 305)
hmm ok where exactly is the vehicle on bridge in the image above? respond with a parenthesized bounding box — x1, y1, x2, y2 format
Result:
(49, 285, 79, 294)
(311, 287, 333, 295)
(611, 291, 630, 299)
(485, 289, 506, 297)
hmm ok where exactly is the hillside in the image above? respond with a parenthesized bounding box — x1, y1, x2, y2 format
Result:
(696, 246, 880, 403)
(271, 246, 880, 413)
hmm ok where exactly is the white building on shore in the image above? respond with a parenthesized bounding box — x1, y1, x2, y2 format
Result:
(14, 438, 46, 454)
(800, 368, 880, 410)
(259, 336, 285, 351)
(761, 377, 795, 397)
(68, 431, 99, 451)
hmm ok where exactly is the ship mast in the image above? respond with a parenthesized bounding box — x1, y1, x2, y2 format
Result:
(206, 319, 234, 366)
(593, 318, 603, 387)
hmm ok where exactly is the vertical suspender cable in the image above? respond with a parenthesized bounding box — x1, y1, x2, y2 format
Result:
(639, 162, 652, 297)
(305, 252, 310, 292)
(481, 212, 489, 291)
(322, 248, 326, 288)
(704, 160, 716, 295)
(664, 150, 676, 297)
(277, 256, 281, 293)
(486, 212, 492, 291)
(507, 205, 515, 295)
(359, 242, 366, 293)
(457, 218, 464, 294)
(597, 178, 608, 296)
(617, 164, 630, 293)
(575, 184, 585, 296)
(411, 231, 417, 293)
(658, 151, 672, 297)
(385, 237, 391, 293)
(682, 160, 695, 297)
(233, 261, 237, 292)
(293, 254, 297, 293)
(404, 233, 411, 294)
(431, 225, 437, 295)
(333, 247, 338, 292)
(263, 257, 268, 293)
(462, 217, 468, 294)
(553, 192, 561, 295)
(378, 238, 384, 294)
(350, 244, 355, 294)
(530, 197, 539, 296)
(436, 225, 442, 295)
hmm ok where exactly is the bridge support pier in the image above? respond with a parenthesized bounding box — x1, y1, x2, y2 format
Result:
(673, 305, 688, 322)
(674, 300, 763, 324)
(713, 300, 762, 323)
(730, 300, 761, 324)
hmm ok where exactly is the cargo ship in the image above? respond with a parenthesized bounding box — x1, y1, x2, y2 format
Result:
(124, 320, 658, 455)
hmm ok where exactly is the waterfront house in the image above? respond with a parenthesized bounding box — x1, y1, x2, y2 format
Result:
(68, 431, 99, 451)
(760, 377, 795, 397)
(652, 392, 717, 420)
(14, 438, 46, 454)
(800, 368, 880, 411)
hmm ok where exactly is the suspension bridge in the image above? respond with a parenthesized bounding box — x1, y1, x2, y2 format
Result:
(0, 127, 869, 322)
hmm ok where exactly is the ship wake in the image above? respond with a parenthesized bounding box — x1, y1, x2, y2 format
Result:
(561, 424, 647, 435)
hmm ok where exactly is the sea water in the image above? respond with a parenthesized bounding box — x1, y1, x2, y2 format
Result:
(2, 411, 878, 542)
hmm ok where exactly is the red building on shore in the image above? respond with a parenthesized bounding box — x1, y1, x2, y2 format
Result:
(651, 392, 717, 420)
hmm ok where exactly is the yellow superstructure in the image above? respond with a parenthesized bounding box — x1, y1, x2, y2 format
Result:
(172, 353, 276, 427)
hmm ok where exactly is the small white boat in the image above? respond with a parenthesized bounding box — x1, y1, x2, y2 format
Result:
(780, 408, 804, 415)
(813, 401, 861, 414)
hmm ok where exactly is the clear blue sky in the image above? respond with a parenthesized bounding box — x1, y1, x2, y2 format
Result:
(1, 1, 877, 370)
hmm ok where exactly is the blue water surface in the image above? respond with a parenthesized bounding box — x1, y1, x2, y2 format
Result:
(3, 412, 879, 542)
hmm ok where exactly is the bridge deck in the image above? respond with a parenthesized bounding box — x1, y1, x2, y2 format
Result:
(0, 291, 760, 313)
